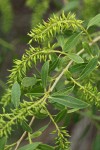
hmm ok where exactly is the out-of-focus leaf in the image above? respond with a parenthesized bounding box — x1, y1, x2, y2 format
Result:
(38, 144, 54, 150)
(82, 42, 91, 55)
(0, 137, 7, 150)
(63, 1, 79, 12)
(67, 108, 80, 113)
(92, 134, 100, 150)
(87, 14, 100, 29)
(18, 143, 41, 150)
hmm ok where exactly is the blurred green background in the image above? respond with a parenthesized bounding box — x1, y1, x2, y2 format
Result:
(0, 0, 100, 150)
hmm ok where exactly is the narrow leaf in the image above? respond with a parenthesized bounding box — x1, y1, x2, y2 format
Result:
(52, 85, 74, 96)
(63, 33, 81, 52)
(49, 58, 59, 72)
(49, 95, 89, 109)
(79, 57, 98, 80)
(0, 137, 7, 150)
(18, 143, 41, 150)
(57, 35, 65, 49)
(67, 53, 84, 63)
(41, 61, 49, 89)
(21, 121, 32, 133)
(54, 109, 67, 123)
(92, 134, 100, 150)
(67, 108, 80, 113)
(82, 42, 92, 55)
(38, 144, 54, 150)
(22, 77, 37, 87)
(87, 14, 100, 29)
(69, 63, 87, 73)
(25, 93, 44, 98)
(91, 44, 99, 57)
(11, 82, 21, 108)
(30, 124, 49, 139)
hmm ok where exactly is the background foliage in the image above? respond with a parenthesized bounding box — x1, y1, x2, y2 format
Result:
(0, 0, 100, 150)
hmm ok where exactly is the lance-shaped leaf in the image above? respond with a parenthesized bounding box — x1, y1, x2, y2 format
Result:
(69, 63, 87, 73)
(54, 109, 67, 123)
(29, 124, 49, 139)
(79, 57, 98, 80)
(49, 95, 89, 109)
(38, 144, 54, 150)
(57, 34, 65, 49)
(21, 121, 32, 133)
(41, 61, 49, 89)
(11, 82, 21, 108)
(63, 32, 81, 52)
(67, 53, 84, 63)
(49, 58, 59, 73)
(0, 137, 7, 150)
(87, 14, 100, 29)
(18, 143, 41, 150)
(22, 77, 37, 87)
(82, 42, 92, 55)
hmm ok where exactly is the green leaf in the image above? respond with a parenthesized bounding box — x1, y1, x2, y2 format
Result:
(49, 58, 59, 72)
(41, 61, 49, 89)
(63, 33, 81, 52)
(87, 14, 100, 29)
(30, 124, 49, 139)
(69, 63, 87, 73)
(54, 109, 67, 123)
(0, 137, 7, 150)
(67, 53, 84, 63)
(38, 144, 54, 150)
(21, 121, 32, 133)
(22, 77, 37, 87)
(82, 42, 92, 55)
(49, 95, 89, 109)
(79, 57, 98, 80)
(92, 134, 100, 150)
(52, 85, 74, 96)
(67, 108, 80, 113)
(57, 35, 65, 49)
(11, 82, 21, 108)
(18, 143, 41, 150)
(91, 44, 99, 57)
(25, 93, 44, 98)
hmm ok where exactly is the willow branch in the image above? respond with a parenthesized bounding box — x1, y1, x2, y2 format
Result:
(14, 116, 35, 150)
(50, 36, 100, 92)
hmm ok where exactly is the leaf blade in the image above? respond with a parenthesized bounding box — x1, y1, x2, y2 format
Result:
(87, 14, 100, 29)
(11, 82, 21, 108)
(41, 61, 49, 89)
(22, 77, 37, 87)
(63, 33, 81, 52)
(79, 57, 98, 80)
(0, 137, 7, 150)
(49, 95, 89, 109)
(67, 53, 84, 63)
(18, 143, 41, 150)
